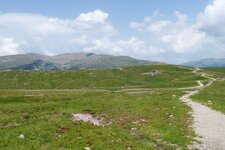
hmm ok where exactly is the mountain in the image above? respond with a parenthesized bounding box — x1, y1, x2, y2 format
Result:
(10, 60, 60, 70)
(0, 53, 161, 70)
(182, 58, 225, 68)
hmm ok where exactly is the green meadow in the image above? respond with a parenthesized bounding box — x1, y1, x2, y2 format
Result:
(0, 65, 209, 149)
(0, 65, 204, 90)
(192, 68, 225, 113)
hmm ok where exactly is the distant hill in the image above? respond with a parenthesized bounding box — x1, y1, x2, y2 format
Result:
(10, 60, 60, 70)
(182, 58, 225, 68)
(0, 53, 161, 70)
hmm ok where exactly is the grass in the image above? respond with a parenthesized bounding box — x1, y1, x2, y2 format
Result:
(0, 90, 194, 150)
(191, 68, 225, 113)
(0, 65, 204, 149)
(0, 65, 204, 90)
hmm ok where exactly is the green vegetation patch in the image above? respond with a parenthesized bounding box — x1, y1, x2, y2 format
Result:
(0, 90, 194, 150)
(192, 68, 225, 113)
(0, 65, 204, 90)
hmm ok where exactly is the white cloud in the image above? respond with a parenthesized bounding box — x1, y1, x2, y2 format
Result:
(131, 11, 207, 53)
(83, 37, 164, 59)
(76, 9, 109, 23)
(174, 11, 188, 23)
(147, 20, 171, 33)
(197, 0, 225, 37)
(1, 1, 225, 64)
(0, 10, 116, 55)
(115, 37, 164, 57)
(129, 0, 225, 63)
(0, 10, 162, 61)
(0, 37, 20, 56)
(130, 21, 145, 32)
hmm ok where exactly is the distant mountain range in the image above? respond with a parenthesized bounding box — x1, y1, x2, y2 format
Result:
(0, 53, 161, 70)
(182, 58, 225, 68)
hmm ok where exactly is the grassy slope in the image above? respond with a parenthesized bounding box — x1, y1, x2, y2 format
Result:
(0, 90, 193, 150)
(0, 65, 203, 149)
(0, 65, 204, 90)
(192, 68, 225, 113)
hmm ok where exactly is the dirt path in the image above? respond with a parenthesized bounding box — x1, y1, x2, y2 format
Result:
(181, 68, 225, 150)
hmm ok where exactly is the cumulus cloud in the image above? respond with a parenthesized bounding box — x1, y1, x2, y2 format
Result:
(76, 9, 109, 23)
(0, 37, 21, 56)
(83, 37, 164, 59)
(1, 0, 225, 63)
(197, 0, 225, 37)
(130, 0, 225, 62)
(0, 10, 116, 55)
(0, 9, 161, 61)
(130, 11, 207, 53)
(130, 21, 145, 32)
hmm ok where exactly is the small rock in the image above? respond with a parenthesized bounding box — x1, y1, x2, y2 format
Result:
(142, 70, 161, 76)
(18, 134, 25, 139)
(84, 147, 91, 150)
(208, 100, 213, 105)
(140, 119, 145, 122)
(169, 115, 174, 118)
(130, 128, 137, 135)
(131, 128, 137, 131)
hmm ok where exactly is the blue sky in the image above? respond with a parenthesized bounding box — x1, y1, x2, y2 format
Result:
(0, 0, 224, 63)
(0, 0, 210, 30)
(0, 0, 209, 17)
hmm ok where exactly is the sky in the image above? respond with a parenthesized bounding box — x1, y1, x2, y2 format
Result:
(0, 0, 224, 64)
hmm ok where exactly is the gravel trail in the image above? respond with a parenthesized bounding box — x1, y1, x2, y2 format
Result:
(181, 69, 225, 150)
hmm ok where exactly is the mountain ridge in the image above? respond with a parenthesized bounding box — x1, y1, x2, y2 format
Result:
(182, 58, 225, 68)
(0, 53, 162, 70)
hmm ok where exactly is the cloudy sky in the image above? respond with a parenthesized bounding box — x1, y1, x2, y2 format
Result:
(0, 0, 224, 63)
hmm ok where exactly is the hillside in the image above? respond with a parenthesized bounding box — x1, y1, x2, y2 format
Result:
(0, 65, 204, 149)
(0, 53, 161, 70)
(0, 65, 204, 90)
(182, 58, 225, 68)
(192, 68, 225, 113)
